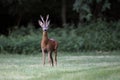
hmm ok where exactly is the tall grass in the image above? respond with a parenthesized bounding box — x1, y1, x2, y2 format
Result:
(0, 21, 120, 54)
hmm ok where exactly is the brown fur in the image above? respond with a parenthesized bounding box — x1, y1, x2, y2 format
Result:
(41, 31, 58, 66)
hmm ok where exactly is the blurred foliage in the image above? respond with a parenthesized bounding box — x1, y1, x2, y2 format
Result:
(0, 0, 120, 30)
(0, 24, 41, 54)
(73, 0, 111, 22)
(0, 21, 120, 54)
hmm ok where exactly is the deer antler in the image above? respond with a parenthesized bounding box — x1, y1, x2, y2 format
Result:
(40, 15, 44, 23)
(38, 14, 50, 30)
(38, 15, 45, 28)
(45, 15, 50, 27)
(46, 15, 49, 22)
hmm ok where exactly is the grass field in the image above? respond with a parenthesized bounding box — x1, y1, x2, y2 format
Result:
(0, 52, 120, 80)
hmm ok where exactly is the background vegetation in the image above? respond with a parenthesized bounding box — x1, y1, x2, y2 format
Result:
(0, 0, 120, 34)
(0, 20, 120, 54)
(0, 0, 120, 54)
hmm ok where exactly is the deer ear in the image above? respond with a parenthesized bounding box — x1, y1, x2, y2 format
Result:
(38, 20, 43, 27)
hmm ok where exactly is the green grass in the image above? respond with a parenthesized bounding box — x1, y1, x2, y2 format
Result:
(0, 52, 120, 80)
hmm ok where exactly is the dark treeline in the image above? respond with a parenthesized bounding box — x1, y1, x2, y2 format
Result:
(0, 0, 120, 35)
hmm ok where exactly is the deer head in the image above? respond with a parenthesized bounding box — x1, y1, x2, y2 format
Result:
(38, 15, 50, 31)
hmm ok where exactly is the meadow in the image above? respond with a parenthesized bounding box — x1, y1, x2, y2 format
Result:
(0, 52, 120, 80)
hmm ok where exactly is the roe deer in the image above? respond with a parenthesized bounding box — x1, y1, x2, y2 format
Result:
(38, 15, 58, 66)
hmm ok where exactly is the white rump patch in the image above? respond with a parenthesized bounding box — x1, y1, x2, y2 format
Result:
(50, 38, 55, 41)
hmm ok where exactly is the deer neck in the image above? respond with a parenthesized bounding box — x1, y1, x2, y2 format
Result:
(42, 31, 49, 45)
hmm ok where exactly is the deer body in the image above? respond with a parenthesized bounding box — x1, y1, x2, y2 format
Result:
(38, 15, 58, 66)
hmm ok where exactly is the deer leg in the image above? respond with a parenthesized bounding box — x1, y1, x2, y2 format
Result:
(50, 52, 54, 66)
(42, 49, 46, 66)
(48, 51, 54, 66)
(54, 50, 57, 66)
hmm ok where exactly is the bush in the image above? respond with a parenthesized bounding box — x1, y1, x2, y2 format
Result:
(0, 21, 120, 54)
(54, 21, 120, 51)
(0, 24, 41, 54)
